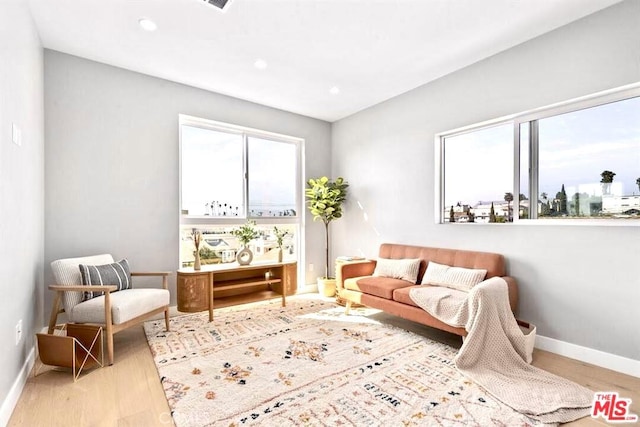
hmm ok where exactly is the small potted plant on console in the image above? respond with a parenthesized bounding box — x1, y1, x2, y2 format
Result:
(231, 220, 259, 265)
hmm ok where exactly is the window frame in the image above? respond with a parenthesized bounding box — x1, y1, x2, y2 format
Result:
(178, 114, 306, 282)
(179, 114, 304, 227)
(436, 83, 640, 226)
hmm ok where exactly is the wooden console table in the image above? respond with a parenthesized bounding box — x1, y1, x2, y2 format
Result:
(177, 261, 297, 321)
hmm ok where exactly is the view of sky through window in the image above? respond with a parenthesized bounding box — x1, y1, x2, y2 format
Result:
(248, 137, 297, 216)
(538, 96, 640, 201)
(443, 95, 639, 222)
(181, 124, 300, 218)
(181, 125, 244, 216)
(444, 123, 513, 208)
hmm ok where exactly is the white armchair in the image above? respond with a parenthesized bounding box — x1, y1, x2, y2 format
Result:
(47, 254, 170, 365)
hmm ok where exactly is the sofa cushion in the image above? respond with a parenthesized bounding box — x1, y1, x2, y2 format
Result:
(373, 258, 421, 283)
(347, 276, 415, 300)
(343, 276, 372, 291)
(421, 261, 487, 292)
(392, 285, 422, 307)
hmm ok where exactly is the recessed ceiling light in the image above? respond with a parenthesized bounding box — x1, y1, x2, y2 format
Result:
(329, 86, 341, 95)
(138, 18, 157, 32)
(254, 59, 268, 70)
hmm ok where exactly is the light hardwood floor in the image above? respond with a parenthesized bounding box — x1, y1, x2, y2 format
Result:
(9, 297, 639, 426)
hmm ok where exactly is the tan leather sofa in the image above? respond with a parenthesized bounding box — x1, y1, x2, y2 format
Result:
(338, 243, 518, 336)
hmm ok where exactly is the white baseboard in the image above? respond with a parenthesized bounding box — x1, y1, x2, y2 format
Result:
(536, 334, 639, 378)
(0, 346, 36, 427)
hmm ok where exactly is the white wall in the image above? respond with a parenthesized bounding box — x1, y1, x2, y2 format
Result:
(332, 0, 640, 360)
(44, 51, 332, 313)
(0, 0, 45, 421)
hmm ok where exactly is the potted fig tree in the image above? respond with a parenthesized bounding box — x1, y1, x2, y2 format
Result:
(305, 176, 348, 296)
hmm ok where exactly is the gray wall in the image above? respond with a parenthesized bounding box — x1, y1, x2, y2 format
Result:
(331, 0, 640, 360)
(44, 51, 332, 313)
(0, 0, 45, 413)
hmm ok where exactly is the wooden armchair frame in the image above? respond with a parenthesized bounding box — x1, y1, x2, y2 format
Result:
(47, 272, 170, 365)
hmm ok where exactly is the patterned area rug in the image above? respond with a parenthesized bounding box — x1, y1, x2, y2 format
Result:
(144, 298, 547, 426)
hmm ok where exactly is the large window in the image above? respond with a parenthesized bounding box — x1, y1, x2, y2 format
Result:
(439, 86, 640, 224)
(179, 115, 303, 268)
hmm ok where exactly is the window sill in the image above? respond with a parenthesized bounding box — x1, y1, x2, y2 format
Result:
(442, 219, 639, 227)
(514, 218, 640, 227)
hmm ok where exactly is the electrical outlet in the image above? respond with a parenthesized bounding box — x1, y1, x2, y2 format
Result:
(309, 263, 314, 272)
(15, 319, 22, 345)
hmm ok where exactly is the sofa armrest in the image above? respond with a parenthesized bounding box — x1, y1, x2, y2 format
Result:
(503, 275, 519, 314)
(337, 261, 377, 291)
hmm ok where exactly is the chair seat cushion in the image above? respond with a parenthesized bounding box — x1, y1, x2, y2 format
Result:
(70, 288, 169, 325)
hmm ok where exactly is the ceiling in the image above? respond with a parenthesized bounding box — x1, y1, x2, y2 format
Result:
(26, 0, 622, 122)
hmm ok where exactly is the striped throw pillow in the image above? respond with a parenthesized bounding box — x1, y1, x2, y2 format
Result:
(79, 259, 131, 301)
(421, 261, 487, 292)
(373, 258, 421, 283)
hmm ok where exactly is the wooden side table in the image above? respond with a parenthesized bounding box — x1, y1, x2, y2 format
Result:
(335, 257, 368, 307)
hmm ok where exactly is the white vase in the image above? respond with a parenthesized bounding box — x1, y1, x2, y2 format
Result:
(194, 249, 201, 270)
(236, 246, 253, 265)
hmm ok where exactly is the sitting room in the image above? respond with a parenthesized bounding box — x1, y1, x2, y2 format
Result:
(1, 0, 638, 425)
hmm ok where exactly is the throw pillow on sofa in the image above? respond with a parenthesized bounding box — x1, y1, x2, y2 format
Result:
(79, 258, 132, 301)
(421, 261, 486, 292)
(373, 258, 421, 283)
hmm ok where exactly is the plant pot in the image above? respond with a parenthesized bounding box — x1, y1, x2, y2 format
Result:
(236, 247, 253, 265)
(317, 278, 336, 297)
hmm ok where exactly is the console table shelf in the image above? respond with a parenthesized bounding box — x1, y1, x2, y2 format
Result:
(212, 290, 283, 309)
(214, 278, 282, 291)
(177, 261, 297, 321)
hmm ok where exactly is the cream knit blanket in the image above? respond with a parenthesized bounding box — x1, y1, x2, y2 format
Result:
(410, 277, 593, 424)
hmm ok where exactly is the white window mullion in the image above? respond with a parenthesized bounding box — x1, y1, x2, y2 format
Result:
(513, 122, 520, 223)
(243, 132, 249, 217)
(529, 121, 539, 220)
